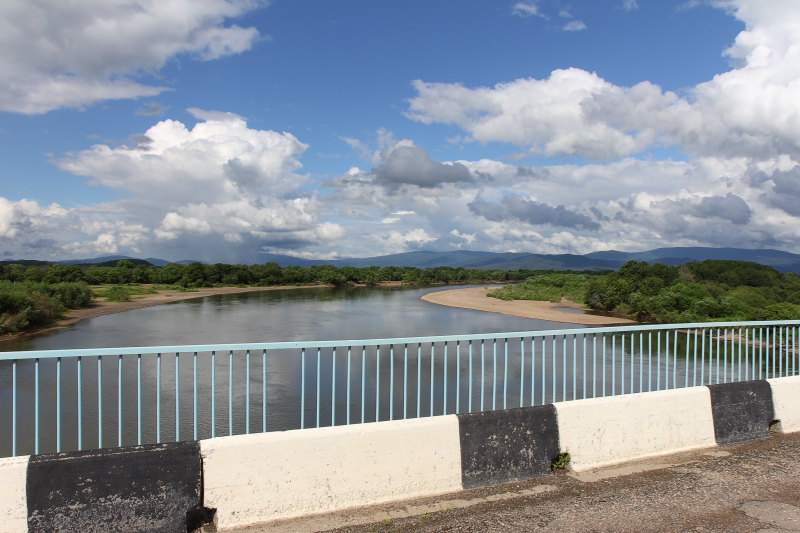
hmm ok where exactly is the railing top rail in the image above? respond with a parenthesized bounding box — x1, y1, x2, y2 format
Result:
(1, 319, 798, 361)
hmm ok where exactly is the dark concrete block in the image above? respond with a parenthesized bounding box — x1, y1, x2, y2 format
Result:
(457, 404, 559, 489)
(708, 380, 775, 445)
(27, 442, 203, 533)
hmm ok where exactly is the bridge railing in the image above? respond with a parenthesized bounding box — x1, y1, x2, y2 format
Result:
(1, 320, 798, 458)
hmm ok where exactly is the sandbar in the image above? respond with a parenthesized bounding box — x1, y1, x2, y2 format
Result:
(421, 287, 635, 325)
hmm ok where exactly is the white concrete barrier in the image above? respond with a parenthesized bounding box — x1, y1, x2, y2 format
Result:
(554, 387, 717, 472)
(768, 376, 800, 433)
(0, 455, 29, 533)
(200, 416, 463, 530)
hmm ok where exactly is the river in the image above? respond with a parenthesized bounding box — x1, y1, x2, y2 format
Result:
(1, 284, 586, 457)
(1, 284, 580, 352)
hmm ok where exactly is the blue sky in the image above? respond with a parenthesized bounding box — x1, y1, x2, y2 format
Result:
(1, 0, 798, 262)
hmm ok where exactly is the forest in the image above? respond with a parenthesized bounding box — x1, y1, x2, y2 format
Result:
(489, 259, 800, 323)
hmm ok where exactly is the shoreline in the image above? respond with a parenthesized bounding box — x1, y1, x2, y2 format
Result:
(3, 281, 510, 342)
(2, 284, 336, 342)
(421, 287, 636, 325)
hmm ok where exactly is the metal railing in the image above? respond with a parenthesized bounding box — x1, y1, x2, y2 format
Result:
(1, 320, 798, 458)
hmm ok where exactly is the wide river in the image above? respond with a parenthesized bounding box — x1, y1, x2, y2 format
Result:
(1, 284, 580, 352)
(1, 284, 587, 457)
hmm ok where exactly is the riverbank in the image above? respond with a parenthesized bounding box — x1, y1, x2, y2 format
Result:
(1, 284, 338, 342)
(421, 287, 635, 325)
(3, 281, 514, 342)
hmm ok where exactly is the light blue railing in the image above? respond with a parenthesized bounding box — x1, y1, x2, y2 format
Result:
(1, 320, 798, 458)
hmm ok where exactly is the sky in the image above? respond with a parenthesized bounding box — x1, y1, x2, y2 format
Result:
(1, 0, 799, 263)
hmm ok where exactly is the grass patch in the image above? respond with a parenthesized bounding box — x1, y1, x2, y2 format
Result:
(94, 285, 132, 302)
(488, 274, 590, 303)
(552, 451, 571, 470)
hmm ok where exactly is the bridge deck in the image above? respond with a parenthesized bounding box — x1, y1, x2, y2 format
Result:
(233, 431, 800, 533)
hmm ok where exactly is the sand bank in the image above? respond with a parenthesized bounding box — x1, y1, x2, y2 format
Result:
(421, 287, 635, 325)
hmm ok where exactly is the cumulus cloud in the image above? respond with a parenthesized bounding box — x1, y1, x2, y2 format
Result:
(327, 131, 479, 191)
(58, 109, 309, 203)
(0, 0, 266, 114)
(373, 145, 474, 188)
(623, 0, 639, 10)
(373, 229, 437, 255)
(0, 198, 68, 239)
(406, 69, 654, 160)
(681, 194, 753, 225)
(469, 194, 601, 231)
(753, 164, 800, 216)
(407, 0, 800, 162)
(45, 111, 344, 259)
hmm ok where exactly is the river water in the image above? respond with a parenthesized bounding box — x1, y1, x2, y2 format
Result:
(1, 284, 589, 456)
(1, 284, 579, 352)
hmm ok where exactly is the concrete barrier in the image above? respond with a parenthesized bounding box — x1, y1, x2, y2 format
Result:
(25, 442, 204, 533)
(767, 376, 800, 433)
(457, 404, 559, 489)
(200, 416, 462, 530)
(554, 387, 717, 472)
(708, 381, 774, 444)
(0, 455, 29, 533)
(6, 377, 792, 531)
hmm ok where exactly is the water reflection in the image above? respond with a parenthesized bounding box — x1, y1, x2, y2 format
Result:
(1, 284, 579, 352)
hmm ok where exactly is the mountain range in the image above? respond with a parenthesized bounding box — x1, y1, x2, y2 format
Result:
(4, 247, 800, 273)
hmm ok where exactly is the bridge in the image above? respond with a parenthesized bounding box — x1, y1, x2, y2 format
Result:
(1, 320, 798, 531)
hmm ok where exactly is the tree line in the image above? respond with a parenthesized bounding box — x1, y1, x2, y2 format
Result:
(490, 259, 800, 322)
(0, 259, 550, 287)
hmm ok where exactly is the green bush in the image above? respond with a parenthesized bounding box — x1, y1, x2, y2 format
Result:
(0, 281, 69, 334)
(101, 286, 132, 302)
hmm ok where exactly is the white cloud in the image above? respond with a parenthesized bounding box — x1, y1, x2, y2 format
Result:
(58, 109, 309, 203)
(407, 0, 800, 162)
(512, 1, 547, 18)
(0, 0, 266, 114)
(563, 20, 587, 31)
(623, 0, 639, 10)
(0, 198, 68, 239)
(373, 229, 437, 255)
(262, 249, 340, 261)
(154, 213, 212, 240)
(406, 69, 652, 160)
(46, 111, 344, 259)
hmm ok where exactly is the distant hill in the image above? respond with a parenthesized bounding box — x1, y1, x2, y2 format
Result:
(58, 254, 142, 266)
(56, 255, 206, 267)
(584, 247, 800, 273)
(337, 250, 499, 268)
(5, 247, 800, 273)
(0, 259, 52, 266)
